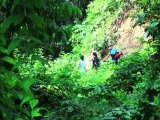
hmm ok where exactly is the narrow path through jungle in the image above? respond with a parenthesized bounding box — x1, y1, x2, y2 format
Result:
(86, 9, 146, 70)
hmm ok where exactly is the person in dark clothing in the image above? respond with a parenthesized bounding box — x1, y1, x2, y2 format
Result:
(92, 52, 100, 69)
(110, 48, 123, 65)
(110, 48, 117, 60)
(114, 52, 123, 64)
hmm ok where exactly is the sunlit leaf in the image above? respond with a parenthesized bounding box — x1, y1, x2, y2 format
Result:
(24, 78, 36, 92)
(31, 107, 42, 118)
(29, 99, 39, 109)
(148, 21, 159, 28)
(13, 58, 24, 70)
(1, 56, 17, 65)
(32, 55, 47, 65)
(7, 75, 19, 88)
(133, 14, 146, 28)
(20, 96, 32, 107)
(143, 30, 150, 38)
(0, 47, 9, 55)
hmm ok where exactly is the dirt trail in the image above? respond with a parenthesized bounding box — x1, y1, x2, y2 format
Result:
(114, 18, 144, 54)
(86, 9, 146, 69)
(102, 11, 146, 61)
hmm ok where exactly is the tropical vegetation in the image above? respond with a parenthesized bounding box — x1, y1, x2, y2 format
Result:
(0, 0, 160, 119)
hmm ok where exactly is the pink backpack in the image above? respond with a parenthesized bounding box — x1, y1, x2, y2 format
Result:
(114, 52, 123, 60)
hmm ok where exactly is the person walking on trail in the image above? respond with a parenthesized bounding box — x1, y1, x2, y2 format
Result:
(114, 51, 123, 64)
(79, 55, 86, 74)
(92, 52, 100, 69)
(110, 48, 117, 60)
(110, 48, 123, 65)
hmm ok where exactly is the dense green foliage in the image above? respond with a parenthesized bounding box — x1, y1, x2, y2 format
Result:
(0, 0, 160, 120)
(70, 0, 92, 18)
(0, 0, 82, 119)
(134, 0, 160, 50)
(72, 0, 125, 53)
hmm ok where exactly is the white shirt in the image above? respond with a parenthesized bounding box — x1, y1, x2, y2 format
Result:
(79, 60, 86, 73)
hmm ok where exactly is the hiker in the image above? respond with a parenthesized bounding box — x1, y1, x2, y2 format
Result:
(92, 52, 100, 69)
(110, 48, 123, 64)
(114, 52, 123, 64)
(110, 48, 117, 60)
(79, 55, 86, 74)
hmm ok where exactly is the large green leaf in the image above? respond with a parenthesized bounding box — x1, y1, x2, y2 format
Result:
(31, 107, 42, 118)
(143, 30, 150, 38)
(0, 47, 9, 55)
(12, 14, 24, 25)
(140, 0, 147, 4)
(7, 37, 21, 53)
(72, 5, 82, 17)
(74, 5, 82, 17)
(0, 15, 14, 33)
(20, 96, 32, 107)
(29, 36, 43, 44)
(1, 56, 17, 65)
(7, 75, 19, 88)
(29, 13, 44, 27)
(24, 78, 36, 92)
(67, 3, 72, 16)
(29, 99, 39, 109)
(11, 0, 20, 13)
(13, 58, 24, 70)
(62, 30, 68, 41)
(133, 13, 146, 28)
(148, 21, 159, 29)
(1, 0, 7, 7)
(0, 35, 7, 47)
(32, 55, 47, 65)
(0, 14, 23, 33)
(38, 31, 49, 40)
